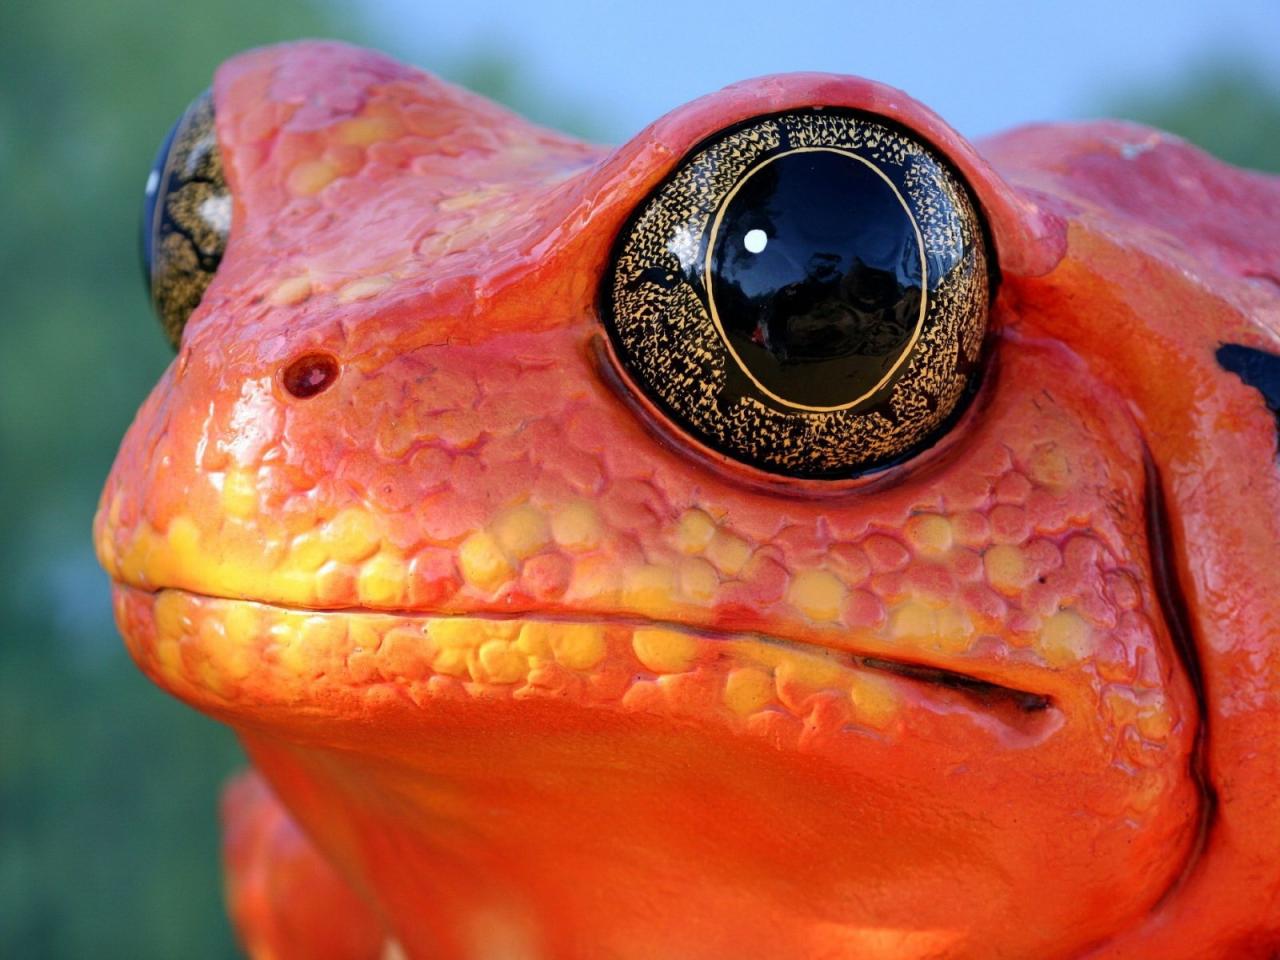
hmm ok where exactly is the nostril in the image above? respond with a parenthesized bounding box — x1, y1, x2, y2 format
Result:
(282, 352, 340, 398)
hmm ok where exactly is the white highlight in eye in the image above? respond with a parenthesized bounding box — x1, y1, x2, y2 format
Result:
(667, 221, 701, 272)
(743, 228, 768, 254)
(199, 193, 232, 234)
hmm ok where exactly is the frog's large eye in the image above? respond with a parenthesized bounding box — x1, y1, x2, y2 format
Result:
(602, 109, 990, 479)
(141, 90, 230, 349)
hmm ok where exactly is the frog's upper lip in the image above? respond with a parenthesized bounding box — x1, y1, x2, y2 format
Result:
(119, 582, 1055, 720)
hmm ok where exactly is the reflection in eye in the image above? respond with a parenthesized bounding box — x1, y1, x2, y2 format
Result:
(709, 148, 927, 409)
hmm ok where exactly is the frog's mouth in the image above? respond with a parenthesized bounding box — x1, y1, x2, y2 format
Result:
(112, 582, 1060, 745)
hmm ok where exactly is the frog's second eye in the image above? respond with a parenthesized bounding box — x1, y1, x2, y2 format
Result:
(603, 109, 990, 479)
(141, 90, 230, 349)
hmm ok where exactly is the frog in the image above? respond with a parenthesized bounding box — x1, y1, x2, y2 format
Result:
(95, 39, 1280, 959)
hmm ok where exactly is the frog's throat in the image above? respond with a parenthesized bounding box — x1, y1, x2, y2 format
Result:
(111, 584, 1057, 740)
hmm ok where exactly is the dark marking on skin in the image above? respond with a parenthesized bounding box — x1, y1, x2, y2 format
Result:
(859, 656, 1050, 713)
(1217, 343, 1280, 446)
(1143, 449, 1217, 906)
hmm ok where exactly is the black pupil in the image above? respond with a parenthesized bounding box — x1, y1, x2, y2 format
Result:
(709, 149, 923, 409)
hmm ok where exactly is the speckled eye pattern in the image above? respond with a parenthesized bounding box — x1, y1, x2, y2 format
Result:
(603, 109, 990, 479)
(141, 90, 230, 349)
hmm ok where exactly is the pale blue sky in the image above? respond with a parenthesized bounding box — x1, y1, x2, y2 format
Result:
(360, 0, 1279, 142)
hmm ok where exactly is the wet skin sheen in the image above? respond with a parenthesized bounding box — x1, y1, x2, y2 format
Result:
(97, 41, 1280, 960)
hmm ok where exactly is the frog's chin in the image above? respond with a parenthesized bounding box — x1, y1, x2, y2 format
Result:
(111, 582, 1061, 751)
(112, 581, 1204, 954)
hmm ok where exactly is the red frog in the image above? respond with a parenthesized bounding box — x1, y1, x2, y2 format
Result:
(97, 40, 1280, 959)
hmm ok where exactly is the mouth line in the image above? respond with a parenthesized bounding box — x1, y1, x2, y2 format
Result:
(128, 583, 1053, 717)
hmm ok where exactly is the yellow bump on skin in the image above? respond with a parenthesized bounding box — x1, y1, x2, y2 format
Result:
(335, 115, 404, 146)
(338, 275, 393, 303)
(267, 275, 313, 307)
(550, 501, 601, 552)
(427, 619, 488, 677)
(153, 589, 189, 641)
(458, 532, 515, 591)
(548, 623, 606, 671)
(490, 504, 550, 560)
(222, 602, 262, 651)
(1039, 609, 1091, 666)
(269, 614, 306, 677)
(788, 569, 847, 623)
(724, 667, 774, 716)
(346, 619, 383, 655)
(1029, 444, 1072, 490)
(622, 565, 676, 615)
(96, 501, 121, 575)
(96, 537, 119, 579)
(984, 544, 1029, 595)
(288, 530, 330, 573)
(891, 601, 935, 640)
(905, 514, 953, 556)
(776, 652, 848, 694)
(211, 613, 259, 682)
(195, 615, 226, 673)
(890, 600, 974, 654)
(1104, 689, 1139, 725)
(512, 624, 552, 660)
(321, 509, 381, 564)
(376, 626, 429, 681)
(155, 626, 184, 678)
(675, 509, 716, 554)
(632, 626, 698, 674)
(427, 618, 487, 649)
(1136, 701, 1174, 741)
(849, 673, 900, 729)
(724, 639, 791, 677)
(474, 640, 527, 685)
(514, 621, 554, 660)
(298, 613, 347, 651)
(118, 521, 154, 582)
(566, 555, 621, 604)
(705, 530, 751, 577)
(166, 514, 201, 564)
(287, 158, 339, 196)
(435, 647, 471, 675)
(678, 557, 720, 602)
(933, 607, 974, 653)
(357, 552, 407, 606)
(1126, 773, 1168, 814)
(221, 468, 258, 519)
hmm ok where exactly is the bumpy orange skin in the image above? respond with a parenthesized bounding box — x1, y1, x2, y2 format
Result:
(96, 42, 1280, 959)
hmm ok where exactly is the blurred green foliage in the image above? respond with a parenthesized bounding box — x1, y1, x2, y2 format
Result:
(0, 1, 1275, 955)
(0, 3, 364, 957)
(1107, 60, 1280, 172)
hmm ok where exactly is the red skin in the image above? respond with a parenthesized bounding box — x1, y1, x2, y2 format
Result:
(97, 41, 1280, 958)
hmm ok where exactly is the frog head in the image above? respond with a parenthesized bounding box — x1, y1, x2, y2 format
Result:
(97, 41, 1280, 958)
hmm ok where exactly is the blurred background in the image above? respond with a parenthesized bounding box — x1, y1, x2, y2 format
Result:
(1, 0, 1276, 955)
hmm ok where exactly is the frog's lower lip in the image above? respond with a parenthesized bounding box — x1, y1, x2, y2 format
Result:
(113, 584, 1054, 733)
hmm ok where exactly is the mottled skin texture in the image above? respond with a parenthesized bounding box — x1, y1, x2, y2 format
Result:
(95, 42, 1280, 959)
